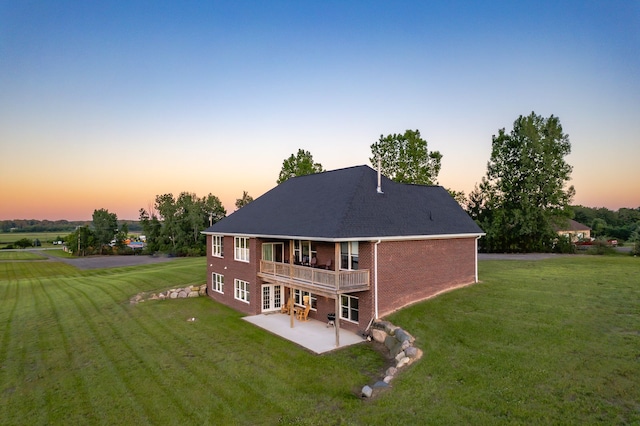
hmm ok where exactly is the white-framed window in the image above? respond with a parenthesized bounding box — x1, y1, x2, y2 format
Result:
(212, 235, 224, 257)
(293, 240, 316, 265)
(340, 241, 359, 270)
(211, 272, 224, 294)
(261, 242, 284, 263)
(234, 279, 250, 303)
(294, 289, 317, 310)
(234, 237, 249, 262)
(340, 294, 359, 323)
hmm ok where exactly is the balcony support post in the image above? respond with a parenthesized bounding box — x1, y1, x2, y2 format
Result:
(334, 296, 340, 347)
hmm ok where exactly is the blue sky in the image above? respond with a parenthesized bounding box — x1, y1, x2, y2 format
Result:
(1, 1, 638, 220)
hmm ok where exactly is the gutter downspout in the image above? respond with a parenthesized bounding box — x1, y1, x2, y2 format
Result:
(374, 239, 381, 319)
(475, 236, 480, 283)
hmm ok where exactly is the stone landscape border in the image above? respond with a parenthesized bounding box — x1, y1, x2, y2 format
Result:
(361, 320, 423, 398)
(130, 284, 207, 304)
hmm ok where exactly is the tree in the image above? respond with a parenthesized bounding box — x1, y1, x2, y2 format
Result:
(139, 192, 226, 256)
(474, 112, 575, 252)
(65, 226, 95, 256)
(92, 208, 118, 254)
(277, 149, 324, 184)
(235, 191, 254, 210)
(369, 129, 442, 185)
(113, 222, 129, 251)
(14, 238, 33, 249)
(139, 207, 162, 253)
(202, 193, 227, 227)
(154, 193, 179, 253)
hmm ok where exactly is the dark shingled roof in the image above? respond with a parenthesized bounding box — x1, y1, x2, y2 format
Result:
(204, 165, 484, 240)
(554, 219, 591, 232)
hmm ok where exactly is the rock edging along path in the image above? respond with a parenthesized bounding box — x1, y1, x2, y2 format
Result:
(361, 320, 423, 398)
(130, 284, 207, 304)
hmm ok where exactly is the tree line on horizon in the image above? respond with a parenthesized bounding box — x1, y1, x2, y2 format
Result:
(275, 112, 639, 253)
(3, 111, 639, 255)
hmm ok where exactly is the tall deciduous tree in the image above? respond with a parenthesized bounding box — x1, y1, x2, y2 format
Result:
(474, 112, 575, 252)
(277, 149, 324, 184)
(369, 129, 442, 185)
(139, 207, 162, 253)
(155, 194, 179, 253)
(92, 208, 118, 254)
(65, 225, 95, 256)
(139, 192, 226, 256)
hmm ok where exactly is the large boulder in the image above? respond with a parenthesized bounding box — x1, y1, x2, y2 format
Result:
(394, 328, 414, 343)
(371, 328, 387, 343)
(384, 335, 403, 357)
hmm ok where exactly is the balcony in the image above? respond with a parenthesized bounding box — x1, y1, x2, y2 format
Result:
(258, 260, 370, 295)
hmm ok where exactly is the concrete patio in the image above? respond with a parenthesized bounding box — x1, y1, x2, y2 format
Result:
(243, 312, 365, 354)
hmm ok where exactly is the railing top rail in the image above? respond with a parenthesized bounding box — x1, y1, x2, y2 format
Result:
(259, 260, 369, 292)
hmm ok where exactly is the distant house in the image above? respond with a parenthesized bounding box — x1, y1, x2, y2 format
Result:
(555, 219, 591, 242)
(202, 165, 484, 338)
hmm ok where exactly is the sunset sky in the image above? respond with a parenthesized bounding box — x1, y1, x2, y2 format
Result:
(1, 1, 639, 221)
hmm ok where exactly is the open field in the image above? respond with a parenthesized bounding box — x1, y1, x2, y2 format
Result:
(0, 232, 66, 249)
(0, 255, 638, 424)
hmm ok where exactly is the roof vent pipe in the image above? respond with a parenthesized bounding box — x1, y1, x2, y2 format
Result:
(376, 158, 383, 194)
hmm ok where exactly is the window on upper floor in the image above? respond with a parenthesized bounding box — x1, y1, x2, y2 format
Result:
(340, 241, 359, 270)
(212, 235, 224, 257)
(293, 240, 316, 265)
(234, 237, 249, 262)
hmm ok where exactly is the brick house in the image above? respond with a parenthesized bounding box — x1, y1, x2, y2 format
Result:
(202, 165, 484, 338)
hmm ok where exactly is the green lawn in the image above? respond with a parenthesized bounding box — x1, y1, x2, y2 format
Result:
(0, 256, 638, 425)
(0, 251, 49, 261)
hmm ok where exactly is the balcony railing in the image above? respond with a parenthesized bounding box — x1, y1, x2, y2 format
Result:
(259, 260, 370, 293)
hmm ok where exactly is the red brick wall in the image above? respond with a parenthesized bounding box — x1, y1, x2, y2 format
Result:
(314, 243, 336, 270)
(375, 237, 477, 317)
(206, 235, 478, 331)
(206, 235, 260, 315)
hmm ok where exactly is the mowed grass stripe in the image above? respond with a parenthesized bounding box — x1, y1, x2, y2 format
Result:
(0, 277, 19, 365)
(33, 274, 127, 424)
(32, 276, 104, 424)
(0, 259, 79, 281)
(0, 280, 23, 423)
(73, 262, 274, 422)
(53, 259, 250, 423)
(0, 277, 92, 425)
(46, 276, 166, 424)
(0, 251, 48, 261)
(67, 278, 210, 422)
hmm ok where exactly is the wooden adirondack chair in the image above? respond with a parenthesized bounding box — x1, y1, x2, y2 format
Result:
(297, 295, 311, 321)
(297, 303, 311, 321)
(281, 297, 294, 314)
